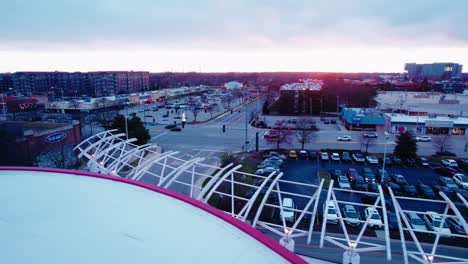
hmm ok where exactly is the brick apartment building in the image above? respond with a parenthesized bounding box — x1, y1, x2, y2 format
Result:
(10, 71, 150, 97)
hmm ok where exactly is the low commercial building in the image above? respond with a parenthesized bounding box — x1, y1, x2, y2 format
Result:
(0, 120, 81, 166)
(340, 108, 386, 131)
(387, 113, 468, 135)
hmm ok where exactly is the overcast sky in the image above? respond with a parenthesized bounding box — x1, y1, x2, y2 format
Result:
(1, 0, 467, 72)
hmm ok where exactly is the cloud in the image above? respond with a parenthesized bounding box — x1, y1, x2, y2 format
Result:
(0, 0, 467, 50)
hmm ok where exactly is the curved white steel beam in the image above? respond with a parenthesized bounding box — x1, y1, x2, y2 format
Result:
(74, 129, 118, 153)
(238, 171, 277, 221)
(129, 151, 178, 181)
(251, 172, 285, 228)
(202, 165, 243, 203)
(162, 157, 205, 189)
(106, 143, 153, 173)
(78, 132, 126, 159)
(196, 163, 234, 200)
(86, 138, 137, 167)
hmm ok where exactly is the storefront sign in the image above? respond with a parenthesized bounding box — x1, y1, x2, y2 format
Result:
(46, 132, 67, 143)
(352, 117, 361, 124)
(425, 120, 453, 128)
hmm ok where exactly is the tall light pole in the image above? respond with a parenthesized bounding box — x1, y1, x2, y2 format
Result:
(382, 132, 390, 176)
(245, 103, 249, 152)
(124, 103, 129, 140)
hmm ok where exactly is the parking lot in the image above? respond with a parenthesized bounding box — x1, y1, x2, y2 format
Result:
(261, 153, 468, 245)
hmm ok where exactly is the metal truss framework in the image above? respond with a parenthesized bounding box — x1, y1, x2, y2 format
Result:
(75, 130, 468, 264)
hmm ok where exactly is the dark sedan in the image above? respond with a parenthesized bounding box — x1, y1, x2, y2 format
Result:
(402, 184, 418, 197)
(416, 157, 430, 167)
(387, 212, 399, 230)
(361, 167, 376, 183)
(390, 174, 408, 186)
(353, 175, 367, 191)
(417, 183, 437, 200)
(432, 185, 457, 199)
(384, 182, 403, 196)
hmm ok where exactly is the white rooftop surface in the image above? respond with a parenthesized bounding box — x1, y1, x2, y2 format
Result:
(386, 113, 468, 124)
(376, 91, 468, 116)
(0, 170, 290, 264)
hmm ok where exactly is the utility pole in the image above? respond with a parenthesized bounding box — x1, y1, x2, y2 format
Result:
(245, 104, 249, 151)
(125, 104, 129, 140)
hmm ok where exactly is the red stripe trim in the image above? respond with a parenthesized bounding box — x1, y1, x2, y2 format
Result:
(0, 166, 306, 264)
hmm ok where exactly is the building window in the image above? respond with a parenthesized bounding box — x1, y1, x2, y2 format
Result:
(451, 127, 465, 136)
(444, 66, 453, 72)
(426, 127, 449, 135)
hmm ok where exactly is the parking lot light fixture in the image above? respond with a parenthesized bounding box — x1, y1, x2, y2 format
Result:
(382, 132, 390, 178)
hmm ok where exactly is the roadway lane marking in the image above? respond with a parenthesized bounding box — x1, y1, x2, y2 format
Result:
(151, 132, 168, 139)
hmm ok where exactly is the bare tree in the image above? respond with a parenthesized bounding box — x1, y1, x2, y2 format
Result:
(208, 105, 219, 118)
(360, 134, 377, 154)
(432, 135, 452, 153)
(190, 106, 200, 122)
(295, 119, 317, 150)
(265, 120, 293, 150)
(36, 143, 78, 169)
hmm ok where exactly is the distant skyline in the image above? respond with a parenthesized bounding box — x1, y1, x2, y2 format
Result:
(1, 0, 467, 73)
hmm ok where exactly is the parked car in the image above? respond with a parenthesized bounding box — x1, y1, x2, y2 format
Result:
(423, 211, 451, 236)
(288, 150, 297, 159)
(320, 152, 329, 161)
(438, 177, 459, 190)
(337, 135, 352, 141)
(384, 182, 403, 195)
(298, 150, 308, 159)
(363, 132, 378, 138)
(391, 174, 408, 186)
(434, 166, 459, 177)
(343, 205, 360, 227)
(417, 183, 437, 199)
(432, 185, 457, 199)
(435, 151, 457, 157)
(406, 212, 428, 232)
(338, 176, 351, 190)
(165, 124, 177, 129)
(376, 169, 391, 183)
(264, 130, 279, 140)
(267, 151, 286, 160)
(347, 168, 360, 183)
(404, 158, 416, 167)
(255, 167, 280, 176)
(442, 159, 459, 168)
(330, 119, 337, 124)
(446, 216, 467, 235)
(308, 151, 318, 160)
(366, 156, 379, 165)
(352, 153, 365, 163)
(416, 136, 431, 142)
(323, 201, 339, 224)
(331, 153, 340, 161)
(280, 198, 295, 222)
(387, 212, 399, 230)
(170, 126, 182, 131)
(380, 157, 393, 167)
(402, 184, 419, 197)
(341, 152, 352, 162)
(353, 175, 367, 191)
(392, 157, 403, 165)
(367, 182, 380, 193)
(458, 160, 468, 170)
(416, 157, 430, 167)
(453, 174, 468, 189)
(331, 169, 344, 180)
(361, 167, 376, 183)
(364, 207, 383, 228)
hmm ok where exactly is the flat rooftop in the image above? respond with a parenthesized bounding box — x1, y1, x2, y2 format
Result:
(0, 168, 305, 264)
(376, 91, 468, 117)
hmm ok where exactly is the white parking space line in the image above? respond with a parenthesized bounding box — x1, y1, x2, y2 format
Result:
(151, 132, 168, 140)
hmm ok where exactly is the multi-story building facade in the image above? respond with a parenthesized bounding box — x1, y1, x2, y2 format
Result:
(9, 71, 150, 97)
(405, 63, 463, 80)
(0, 74, 13, 92)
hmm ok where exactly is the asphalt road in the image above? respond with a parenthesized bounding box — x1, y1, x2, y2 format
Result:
(152, 99, 468, 158)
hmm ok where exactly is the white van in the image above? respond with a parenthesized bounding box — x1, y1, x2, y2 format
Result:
(280, 198, 295, 222)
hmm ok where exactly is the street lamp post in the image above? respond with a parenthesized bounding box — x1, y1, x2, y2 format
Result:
(124, 103, 129, 140)
(382, 132, 390, 176)
(245, 103, 249, 151)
